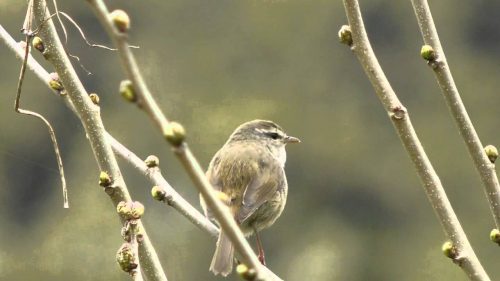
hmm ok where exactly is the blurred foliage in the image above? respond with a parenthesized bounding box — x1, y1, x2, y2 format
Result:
(1, 0, 500, 280)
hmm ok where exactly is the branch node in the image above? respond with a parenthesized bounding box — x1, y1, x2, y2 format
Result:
(389, 105, 407, 120)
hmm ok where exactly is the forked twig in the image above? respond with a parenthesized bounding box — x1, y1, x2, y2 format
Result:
(59, 11, 139, 50)
(58, 11, 116, 50)
(16, 0, 68, 208)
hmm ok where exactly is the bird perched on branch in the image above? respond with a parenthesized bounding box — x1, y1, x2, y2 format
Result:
(201, 119, 300, 276)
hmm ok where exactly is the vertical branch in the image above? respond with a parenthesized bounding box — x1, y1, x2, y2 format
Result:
(341, 1, 489, 280)
(411, 0, 500, 229)
(30, 1, 167, 280)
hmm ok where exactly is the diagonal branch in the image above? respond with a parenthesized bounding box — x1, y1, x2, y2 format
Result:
(341, 0, 489, 280)
(1, 22, 219, 244)
(410, 0, 500, 230)
(85, 0, 281, 279)
(29, 1, 168, 280)
(108, 136, 220, 237)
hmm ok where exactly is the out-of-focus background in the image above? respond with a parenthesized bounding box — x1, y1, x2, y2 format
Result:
(1, 0, 500, 280)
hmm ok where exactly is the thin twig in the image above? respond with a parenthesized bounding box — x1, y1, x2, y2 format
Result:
(341, 1, 489, 280)
(85, 0, 281, 279)
(29, 1, 168, 280)
(16, 0, 68, 208)
(50, 0, 67, 44)
(58, 11, 116, 50)
(58, 11, 139, 50)
(410, 0, 500, 230)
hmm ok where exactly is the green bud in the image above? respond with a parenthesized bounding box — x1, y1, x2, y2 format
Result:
(89, 93, 100, 105)
(99, 171, 112, 187)
(144, 155, 160, 168)
(151, 186, 166, 201)
(338, 25, 353, 46)
(48, 72, 64, 91)
(130, 201, 145, 219)
(484, 145, 498, 163)
(117, 201, 131, 217)
(163, 121, 186, 146)
(32, 36, 45, 53)
(442, 241, 457, 259)
(109, 9, 130, 33)
(116, 243, 137, 273)
(420, 45, 436, 61)
(236, 263, 256, 280)
(117, 201, 144, 220)
(490, 229, 500, 244)
(120, 80, 136, 103)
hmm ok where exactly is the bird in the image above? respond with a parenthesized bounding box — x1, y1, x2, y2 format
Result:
(201, 119, 300, 276)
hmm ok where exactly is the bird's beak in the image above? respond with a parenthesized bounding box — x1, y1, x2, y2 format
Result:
(284, 135, 301, 144)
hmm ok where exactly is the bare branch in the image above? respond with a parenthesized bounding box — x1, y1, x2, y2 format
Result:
(341, 1, 490, 280)
(29, 1, 168, 280)
(108, 136, 220, 237)
(85, 0, 281, 279)
(410, 0, 500, 230)
(1, 23, 220, 247)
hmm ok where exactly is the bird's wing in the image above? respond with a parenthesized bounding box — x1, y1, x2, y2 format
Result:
(206, 152, 223, 192)
(204, 152, 223, 220)
(235, 159, 283, 223)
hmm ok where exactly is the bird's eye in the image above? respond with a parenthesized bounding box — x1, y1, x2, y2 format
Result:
(265, 132, 281, 140)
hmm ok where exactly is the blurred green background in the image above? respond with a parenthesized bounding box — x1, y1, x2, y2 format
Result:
(2, 0, 500, 280)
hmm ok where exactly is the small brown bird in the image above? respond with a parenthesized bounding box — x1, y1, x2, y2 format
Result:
(201, 120, 300, 276)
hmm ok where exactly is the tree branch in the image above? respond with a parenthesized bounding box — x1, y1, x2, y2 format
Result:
(29, 1, 167, 280)
(2, 19, 218, 253)
(108, 136, 220, 238)
(85, 0, 281, 279)
(341, 1, 490, 280)
(2, 17, 280, 281)
(410, 0, 500, 230)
